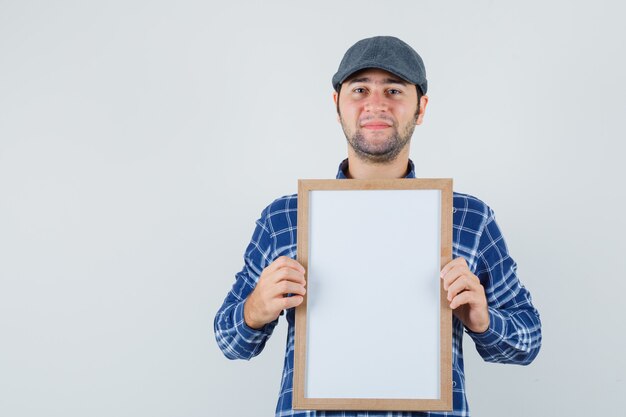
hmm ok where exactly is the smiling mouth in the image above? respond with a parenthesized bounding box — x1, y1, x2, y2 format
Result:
(361, 120, 393, 130)
(362, 124, 391, 130)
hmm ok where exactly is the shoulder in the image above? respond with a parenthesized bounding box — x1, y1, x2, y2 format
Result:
(255, 193, 299, 235)
(260, 193, 298, 219)
(453, 191, 493, 217)
(452, 191, 494, 232)
(255, 194, 299, 257)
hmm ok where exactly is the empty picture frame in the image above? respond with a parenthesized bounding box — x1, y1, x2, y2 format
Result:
(293, 178, 453, 412)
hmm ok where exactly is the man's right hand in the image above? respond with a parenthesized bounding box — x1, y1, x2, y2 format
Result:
(243, 256, 307, 330)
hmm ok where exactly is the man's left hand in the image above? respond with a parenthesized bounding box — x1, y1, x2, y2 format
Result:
(440, 257, 490, 333)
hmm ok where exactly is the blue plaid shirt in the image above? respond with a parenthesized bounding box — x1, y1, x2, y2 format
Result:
(214, 159, 542, 417)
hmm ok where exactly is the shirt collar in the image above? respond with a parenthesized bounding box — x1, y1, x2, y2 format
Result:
(335, 158, 416, 179)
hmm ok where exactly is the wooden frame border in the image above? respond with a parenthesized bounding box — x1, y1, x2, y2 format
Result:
(293, 178, 453, 411)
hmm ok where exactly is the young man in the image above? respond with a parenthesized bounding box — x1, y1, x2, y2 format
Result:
(214, 36, 542, 417)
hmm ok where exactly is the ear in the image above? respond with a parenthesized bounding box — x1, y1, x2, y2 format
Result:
(333, 91, 340, 122)
(415, 95, 429, 125)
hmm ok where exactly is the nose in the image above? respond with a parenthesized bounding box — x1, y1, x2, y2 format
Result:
(364, 90, 388, 112)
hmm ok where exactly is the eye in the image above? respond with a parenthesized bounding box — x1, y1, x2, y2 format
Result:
(387, 88, 402, 95)
(352, 87, 367, 94)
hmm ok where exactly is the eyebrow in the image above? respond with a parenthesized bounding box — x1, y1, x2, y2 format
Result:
(346, 76, 408, 86)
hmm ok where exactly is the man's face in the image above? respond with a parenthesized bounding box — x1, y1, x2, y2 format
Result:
(333, 68, 427, 163)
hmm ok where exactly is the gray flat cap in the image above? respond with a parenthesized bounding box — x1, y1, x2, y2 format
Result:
(332, 36, 428, 94)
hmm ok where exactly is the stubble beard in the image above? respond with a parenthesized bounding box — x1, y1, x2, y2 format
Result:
(340, 113, 418, 164)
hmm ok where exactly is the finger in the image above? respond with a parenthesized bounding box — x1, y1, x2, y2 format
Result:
(270, 281, 306, 298)
(441, 264, 469, 290)
(265, 256, 306, 275)
(440, 257, 467, 279)
(449, 290, 475, 310)
(277, 294, 304, 311)
(270, 267, 306, 286)
(446, 274, 477, 301)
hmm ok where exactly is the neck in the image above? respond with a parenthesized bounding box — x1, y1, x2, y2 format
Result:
(345, 147, 411, 180)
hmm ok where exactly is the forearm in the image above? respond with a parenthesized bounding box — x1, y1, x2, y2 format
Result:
(214, 296, 278, 360)
(467, 206, 542, 365)
(467, 306, 542, 365)
(214, 203, 279, 360)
